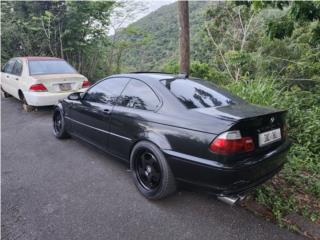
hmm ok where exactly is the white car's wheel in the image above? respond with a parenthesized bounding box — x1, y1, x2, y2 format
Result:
(1, 87, 10, 98)
(20, 93, 35, 112)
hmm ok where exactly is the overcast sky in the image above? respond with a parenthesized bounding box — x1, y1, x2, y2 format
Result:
(109, 0, 176, 34)
(139, 0, 176, 15)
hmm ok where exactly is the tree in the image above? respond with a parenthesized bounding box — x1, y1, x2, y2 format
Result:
(178, 1, 190, 75)
(204, 3, 259, 81)
(1, 1, 116, 80)
(105, 0, 150, 74)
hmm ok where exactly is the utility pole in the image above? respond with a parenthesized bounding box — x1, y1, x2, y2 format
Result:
(178, 1, 190, 76)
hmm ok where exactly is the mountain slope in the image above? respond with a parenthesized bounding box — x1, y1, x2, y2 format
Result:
(121, 1, 212, 71)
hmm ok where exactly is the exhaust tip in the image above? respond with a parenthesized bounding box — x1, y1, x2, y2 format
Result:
(217, 194, 246, 206)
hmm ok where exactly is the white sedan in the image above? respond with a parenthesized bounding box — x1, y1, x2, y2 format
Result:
(1, 56, 90, 111)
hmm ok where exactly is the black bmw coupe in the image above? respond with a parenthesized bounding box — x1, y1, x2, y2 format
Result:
(53, 73, 290, 201)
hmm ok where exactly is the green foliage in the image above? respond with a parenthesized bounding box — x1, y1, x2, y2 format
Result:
(108, 25, 152, 74)
(246, 1, 289, 12)
(290, 1, 320, 22)
(118, 1, 210, 71)
(119, 1, 320, 83)
(1, 1, 115, 80)
(226, 78, 320, 222)
(162, 60, 229, 84)
(310, 21, 320, 46)
(267, 15, 294, 39)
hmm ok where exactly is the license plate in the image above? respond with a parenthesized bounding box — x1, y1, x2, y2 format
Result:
(59, 83, 71, 91)
(259, 128, 281, 147)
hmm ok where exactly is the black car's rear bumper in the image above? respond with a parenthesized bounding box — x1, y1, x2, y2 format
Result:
(163, 140, 290, 195)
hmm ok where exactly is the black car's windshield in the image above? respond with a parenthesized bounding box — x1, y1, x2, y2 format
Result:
(29, 60, 77, 75)
(161, 78, 245, 109)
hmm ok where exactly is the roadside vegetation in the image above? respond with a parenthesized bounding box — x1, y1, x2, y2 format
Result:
(1, 0, 319, 228)
(161, 1, 320, 225)
(227, 79, 320, 225)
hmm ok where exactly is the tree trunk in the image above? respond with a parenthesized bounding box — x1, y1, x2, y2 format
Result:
(58, 22, 64, 59)
(116, 47, 124, 73)
(178, 1, 190, 75)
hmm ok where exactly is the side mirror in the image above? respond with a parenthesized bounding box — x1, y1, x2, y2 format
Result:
(67, 92, 82, 101)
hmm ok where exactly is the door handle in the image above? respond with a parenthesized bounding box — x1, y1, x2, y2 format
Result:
(6, 75, 9, 78)
(103, 109, 111, 114)
(15, 78, 18, 81)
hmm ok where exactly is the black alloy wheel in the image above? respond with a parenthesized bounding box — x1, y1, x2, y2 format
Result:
(130, 141, 176, 200)
(52, 108, 70, 139)
(53, 110, 63, 135)
(135, 151, 162, 191)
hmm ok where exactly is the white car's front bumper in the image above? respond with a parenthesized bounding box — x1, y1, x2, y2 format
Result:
(24, 90, 85, 106)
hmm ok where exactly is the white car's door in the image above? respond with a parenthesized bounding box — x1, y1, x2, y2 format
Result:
(1, 59, 16, 96)
(9, 59, 23, 98)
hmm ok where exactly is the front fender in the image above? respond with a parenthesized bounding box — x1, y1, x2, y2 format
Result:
(54, 102, 64, 113)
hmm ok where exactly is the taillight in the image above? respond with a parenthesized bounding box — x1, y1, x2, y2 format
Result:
(29, 83, 48, 92)
(82, 79, 90, 88)
(209, 130, 255, 155)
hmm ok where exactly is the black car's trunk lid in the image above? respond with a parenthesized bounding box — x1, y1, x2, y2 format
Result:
(195, 103, 285, 121)
(194, 103, 287, 154)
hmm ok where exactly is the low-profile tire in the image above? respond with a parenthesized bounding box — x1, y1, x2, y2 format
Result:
(130, 141, 176, 200)
(52, 107, 70, 139)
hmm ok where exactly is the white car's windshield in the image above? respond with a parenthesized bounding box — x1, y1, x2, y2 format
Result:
(29, 60, 77, 75)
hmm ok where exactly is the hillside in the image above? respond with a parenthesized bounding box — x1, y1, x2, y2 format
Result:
(120, 1, 212, 71)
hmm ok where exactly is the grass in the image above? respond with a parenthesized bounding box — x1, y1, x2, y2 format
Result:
(224, 78, 320, 225)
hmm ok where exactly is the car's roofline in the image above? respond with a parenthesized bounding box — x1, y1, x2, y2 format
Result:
(107, 72, 201, 83)
(21, 56, 64, 61)
(109, 73, 176, 82)
(130, 71, 174, 75)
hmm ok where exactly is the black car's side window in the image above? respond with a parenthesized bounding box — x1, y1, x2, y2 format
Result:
(83, 78, 129, 105)
(11, 60, 23, 76)
(118, 79, 160, 111)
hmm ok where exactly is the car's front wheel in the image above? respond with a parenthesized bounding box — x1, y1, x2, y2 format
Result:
(130, 141, 176, 200)
(53, 108, 70, 139)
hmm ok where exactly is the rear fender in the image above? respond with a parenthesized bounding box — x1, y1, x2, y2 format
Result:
(135, 131, 172, 151)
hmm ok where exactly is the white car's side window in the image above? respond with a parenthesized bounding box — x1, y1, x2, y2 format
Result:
(3, 60, 15, 74)
(11, 60, 23, 76)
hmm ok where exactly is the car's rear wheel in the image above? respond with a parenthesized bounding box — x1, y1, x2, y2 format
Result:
(130, 141, 176, 200)
(19, 92, 35, 112)
(53, 108, 70, 139)
(1, 87, 10, 98)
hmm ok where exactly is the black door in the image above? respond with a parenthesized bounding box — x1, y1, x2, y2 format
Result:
(109, 79, 161, 159)
(68, 77, 130, 150)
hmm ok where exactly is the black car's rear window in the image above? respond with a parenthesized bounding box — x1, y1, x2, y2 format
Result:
(161, 78, 245, 109)
(29, 60, 77, 75)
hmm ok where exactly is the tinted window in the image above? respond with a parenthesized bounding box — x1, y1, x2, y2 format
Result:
(29, 60, 76, 75)
(118, 79, 160, 111)
(12, 60, 23, 76)
(161, 79, 244, 109)
(84, 78, 129, 105)
(3, 60, 15, 73)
